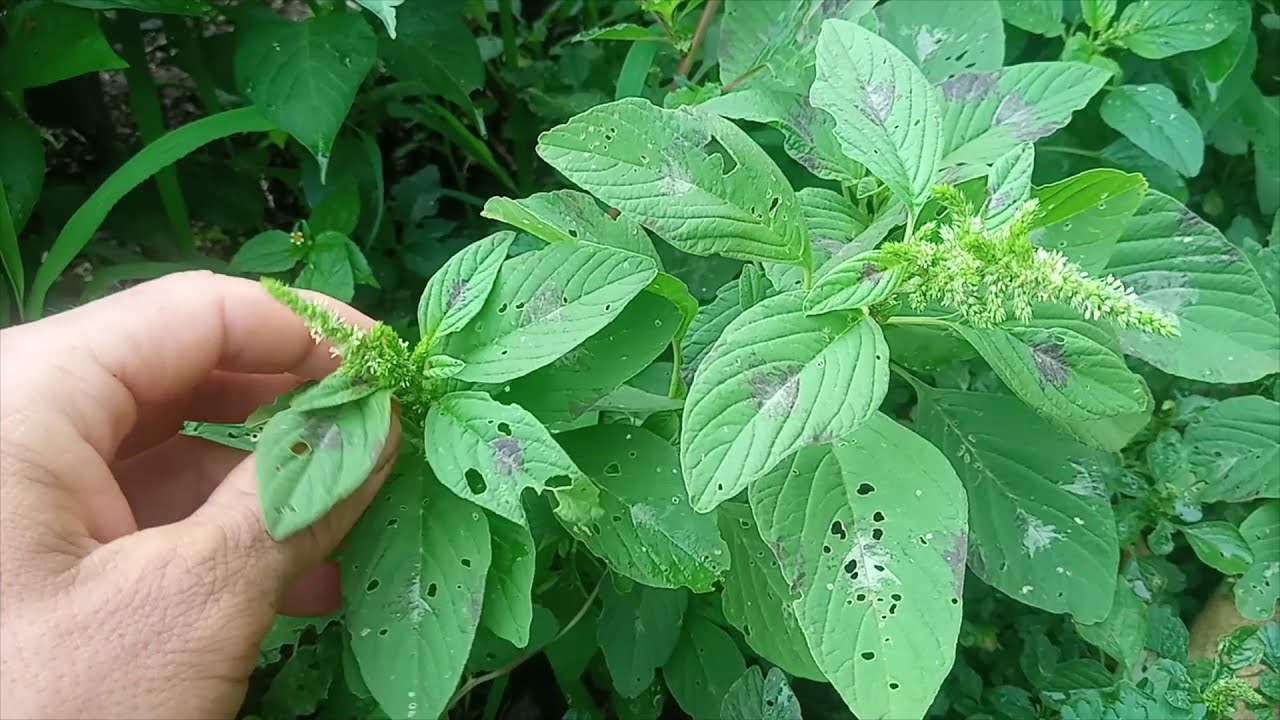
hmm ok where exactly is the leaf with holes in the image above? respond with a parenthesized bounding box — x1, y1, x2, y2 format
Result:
(1030, 169, 1148, 274)
(256, 389, 393, 540)
(681, 292, 889, 513)
(443, 242, 657, 383)
(811, 19, 943, 212)
(342, 468, 491, 720)
(1179, 522, 1254, 575)
(1100, 85, 1203, 177)
(717, 0, 876, 94)
(1234, 501, 1280, 621)
(557, 425, 729, 591)
(662, 615, 747, 720)
(939, 62, 1110, 168)
(491, 292, 681, 425)
(721, 667, 803, 720)
(1185, 396, 1280, 503)
(424, 391, 584, 527)
(1115, 0, 1249, 59)
(234, 12, 376, 172)
(537, 97, 805, 264)
(804, 251, 905, 315)
(764, 187, 871, 294)
(1105, 191, 1280, 384)
(751, 414, 966, 720)
(482, 190, 660, 264)
(480, 516, 536, 647)
(876, 0, 1005, 83)
(417, 231, 513, 348)
(718, 504, 822, 680)
(915, 388, 1120, 623)
(597, 583, 687, 698)
(983, 144, 1034, 232)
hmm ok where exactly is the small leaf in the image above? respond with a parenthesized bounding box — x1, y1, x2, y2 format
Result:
(424, 391, 583, 527)
(681, 292, 889, 512)
(1100, 85, 1203, 177)
(803, 251, 904, 315)
(1115, 0, 1249, 59)
(721, 667, 803, 720)
(309, 182, 361, 236)
(662, 616, 747, 720)
(1074, 578, 1149, 669)
(417, 231, 513, 347)
(1082, 0, 1117, 30)
(295, 232, 355, 301)
(1179, 522, 1254, 575)
(597, 583, 687, 698)
(444, 242, 657, 383)
(1234, 501, 1280, 621)
(481, 189, 661, 264)
(984, 144, 1035, 232)
(288, 373, 380, 413)
(811, 19, 943, 212)
(355, 0, 404, 38)
(1184, 396, 1280, 503)
(481, 516, 537, 647)
(257, 390, 393, 540)
(423, 354, 466, 380)
(230, 230, 304, 274)
(537, 98, 806, 264)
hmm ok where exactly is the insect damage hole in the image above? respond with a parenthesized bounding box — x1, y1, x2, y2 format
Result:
(290, 440, 312, 456)
(465, 468, 488, 494)
(700, 137, 739, 174)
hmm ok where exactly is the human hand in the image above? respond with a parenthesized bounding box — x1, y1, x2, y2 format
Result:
(0, 272, 401, 719)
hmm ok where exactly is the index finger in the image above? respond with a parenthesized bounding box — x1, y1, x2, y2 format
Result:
(2, 271, 375, 458)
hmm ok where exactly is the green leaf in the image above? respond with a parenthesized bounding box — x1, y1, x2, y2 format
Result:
(417, 231, 513, 347)
(481, 516, 536, 647)
(537, 98, 805, 264)
(288, 373, 380, 414)
(234, 12, 376, 172)
(721, 667, 803, 720)
(1100, 85, 1203, 177)
(662, 615, 747, 720)
(681, 292, 889, 512)
(761, 187, 869, 293)
(379, 0, 484, 123)
(0, 111, 45, 236)
(309, 181, 361, 236)
(984, 144, 1035, 232)
(681, 280, 745, 385)
(53, 0, 210, 12)
(1082, 0, 1117, 30)
(1234, 501, 1280, 621)
(717, 0, 876, 93)
(915, 388, 1120, 623)
(0, 1, 128, 90)
(718, 504, 822, 680)
(343, 469, 491, 720)
(262, 627, 340, 718)
(1179, 522, 1254, 575)
(811, 19, 943, 212)
(1115, 0, 1248, 59)
(999, 0, 1065, 37)
(492, 291, 681, 425)
(1074, 578, 1149, 670)
(557, 425, 730, 592)
(482, 190, 660, 264)
(803, 251, 905, 315)
(256, 390, 392, 540)
(878, 0, 1006, 82)
(424, 391, 583, 527)
(597, 583, 687, 698)
(1254, 96, 1280, 216)
(1184, 396, 1280, 503)
(355, 0, 404, 38)
(940, 62, 1110, 168)
(229, 230, 304, 274)
(1105, 191, 1280, 384)
(571, 23, 667, 43)
(296, 231, 355, 301)
(1030, 168, 1148, 274)
(751, 414, 967, 720)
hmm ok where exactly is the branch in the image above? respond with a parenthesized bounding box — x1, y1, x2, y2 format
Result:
(671, 0, 721, 89)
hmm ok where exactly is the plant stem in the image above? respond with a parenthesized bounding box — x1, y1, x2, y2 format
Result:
(883, 315, 952, 328)
(719, 64, 765, 94)
(672, 0, 720, 89)
(498, 0, 519, 70)
(1039, 145, 1104, 160)
(445, 575, 604, 712)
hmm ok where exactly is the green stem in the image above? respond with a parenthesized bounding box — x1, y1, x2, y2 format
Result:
(1039, 145, 1104, 160)
(114, 15, 196, 259)
(0, 180, 23, 317)
(883, 314, 952, 328)
(802, 262, 814, 291)
(498, 0, 518, 70)
(26, 107, 277, 319)
(163, 16, 224, 114)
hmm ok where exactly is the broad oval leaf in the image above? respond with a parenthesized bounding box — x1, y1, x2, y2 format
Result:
(1179, 522, 1254, 575)
(1030, 168, 1148, 273)
(811, 19, 943, 212)
(1234, 501, 1280, 621)
(1100, 85, 1203, 177)
(417, 231, 514, 347)
(230, 230, 304, 274)
(342, 469, 491, 720)
(597, 583, 688, 698)
(877, 0, 1005, 83)
(915, 388, 1120, 623)
(1105, 191, 1280, 383)
(557, 424, 730, 592)
(940, 62, 1110, 168)
(537, 97, 805, 264)
(257, 390, 392, 540)
(662, 615, 747, 719)
(681, 292, 889, 512)
(1185, 396, 1280, 503)
(444, 242, 658, 383)
(481, 516, 537, 647)
(0, 2, 128, 90)
(1116, 0, 1249, 59)
(751, 414, 967, 720)
(481, 189, 661, 264)
(424, 391, 583, 526)
(234, 12, 376, 171)
(718, 504, 823, 680)
(721, 666, 803, 720)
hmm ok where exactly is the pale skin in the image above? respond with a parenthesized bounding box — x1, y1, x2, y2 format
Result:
(0, 272, 402, 719)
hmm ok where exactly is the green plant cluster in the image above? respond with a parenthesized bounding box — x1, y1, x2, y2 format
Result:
(3, 1, 1279, 719)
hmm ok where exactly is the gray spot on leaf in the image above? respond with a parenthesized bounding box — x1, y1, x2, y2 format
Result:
(521, 284, 564, 326)
(748, 366, 801, 417)
(943, 532, 967, 595)
(490, 437, 525, 475)
(447, 279, 468, 310)
(941, 72, 999, 102)
(994, 93, 1052, 142)
(1030, 339, 1070, 388)
(866, 81, 894, 124)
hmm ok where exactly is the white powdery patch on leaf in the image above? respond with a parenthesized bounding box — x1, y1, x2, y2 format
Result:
(1016, 508, 1062, 557)
(914, 26, 946, 61)
(843, 531, 901, 595)
(1062, 461, 1106, 497)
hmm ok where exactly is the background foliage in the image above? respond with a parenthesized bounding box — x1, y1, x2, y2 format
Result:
(1, 0, 1278, 719)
